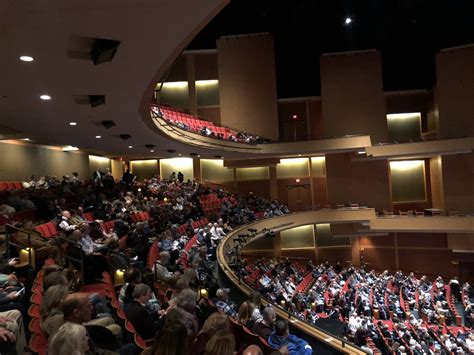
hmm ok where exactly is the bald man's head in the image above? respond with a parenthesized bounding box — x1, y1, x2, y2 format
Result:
(63, 292, 92, 324)
(243, 345, 263, 355)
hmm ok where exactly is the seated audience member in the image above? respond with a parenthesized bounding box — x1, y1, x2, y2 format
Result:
(144, 321, 188, 355)
(63, 293, 122, 339)
(248, 291, 263, 323)
(253, 306, 276, 339)
(237, 301, 255, 328)
(0, 309, 26, 355)
(214, 288, 238, 318)
(40, 284, 69, 339)
(153, 251, 179, 283)
(205, 329, 235, 355)
(118, 268, 160, 313)
(242, 345, 264, 355)
(125, 283, 162, 340)
(69, 208, 87, 226)
(171, 288, 199, 337)
(48, 322, 89, 355)
(268, 319, 312, 355)
(192, 312, 230, 355)
(58, 210, 77, 234)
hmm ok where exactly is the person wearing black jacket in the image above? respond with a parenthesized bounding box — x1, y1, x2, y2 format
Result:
(125, 283, 162, 340)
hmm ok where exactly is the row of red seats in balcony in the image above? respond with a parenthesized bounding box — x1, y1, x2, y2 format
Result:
(0, 181, 23, 190)
(159, 106, 239, 138)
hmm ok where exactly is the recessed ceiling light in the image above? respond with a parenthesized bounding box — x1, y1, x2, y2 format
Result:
(22, 138, 30, 141)
(150, 150, 155, 153)
(197, 155, 201, 158)
(345, 17, 352, 25)
(95, 135, 101, 139)
(19, 56, 34, 62)
(128, 145, 133, 149)
(357, 151, 365, 155)
(178, 153, 182, 156)
(40, 94, 51, 101)
(69, 122, 77, 126)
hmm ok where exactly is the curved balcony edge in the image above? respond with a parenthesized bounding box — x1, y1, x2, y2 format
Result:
(217, 210, 377, 355)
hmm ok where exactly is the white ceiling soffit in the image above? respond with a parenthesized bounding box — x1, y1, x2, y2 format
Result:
(0, 0, 230, 158)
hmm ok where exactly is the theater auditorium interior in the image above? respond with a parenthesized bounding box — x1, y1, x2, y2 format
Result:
(1, 1, 474, 354)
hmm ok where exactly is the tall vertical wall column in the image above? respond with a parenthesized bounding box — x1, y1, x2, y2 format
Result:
(217, 34, 279, 140)
(320, 50, 388, 143)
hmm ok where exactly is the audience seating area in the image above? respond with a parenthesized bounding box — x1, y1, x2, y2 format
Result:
(234, 258, 473, 354)
(152, 104, 269, 144)
(0, 174, 472, 355)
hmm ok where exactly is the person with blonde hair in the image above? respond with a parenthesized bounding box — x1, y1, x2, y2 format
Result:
(48, 322, 89, 355)
(205, 329, 235, 355)
(192, 313, 230, 355)
(40, 284, 69, 339)
(238, 301, 255, 328)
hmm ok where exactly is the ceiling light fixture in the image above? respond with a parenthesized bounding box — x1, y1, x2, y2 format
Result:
(150, 150, 155, 153)
(345, 17, 352, 25)
(22, 138, 30, 141)
(95, 135, 101, 139)
(69, 122, 77, 126)
(357, 151, 365, 155)
(40, 94, 51, 101)
(128, 145, 133, 149)
(19, 56, 34, 62)
(62, 146, 79, 152)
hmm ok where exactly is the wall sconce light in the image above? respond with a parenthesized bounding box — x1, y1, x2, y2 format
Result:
(114, 269, 125, 286)
(19, 248, 35, 269)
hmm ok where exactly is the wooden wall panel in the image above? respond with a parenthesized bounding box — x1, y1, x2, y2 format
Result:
(325, 153, 391, 212)
(236, 181, 270, 199)
(197, 107, 221, 125)
(362, 248, 397, 272)
(317, 247, 352, 265)
(308, 100, 323, 140)
(359, 235, 395, 247)
(398, 249, 456, 279)
(281, 249, 316, 261)
(312, 177, 328, 207)
(397, 233, 447, 248)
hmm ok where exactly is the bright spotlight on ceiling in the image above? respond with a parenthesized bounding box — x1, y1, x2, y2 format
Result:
(19, 56, 34, 62)
(345, 17, 352, 25)
(40, 94, 51, 100)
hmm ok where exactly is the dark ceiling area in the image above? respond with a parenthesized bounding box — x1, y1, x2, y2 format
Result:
(188, 0, 474, 98)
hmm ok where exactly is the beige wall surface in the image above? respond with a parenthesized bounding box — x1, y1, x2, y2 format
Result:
(217, 34, 279, 140)
(130, 160, 159, 180)
(89, 156, 111, 175)
(442, 152, 474, 212)
(320, 50, 388, 143)
(436, 45, 474, 138)
(0, 141, 89, 181)
(325, 153, 391, 212)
